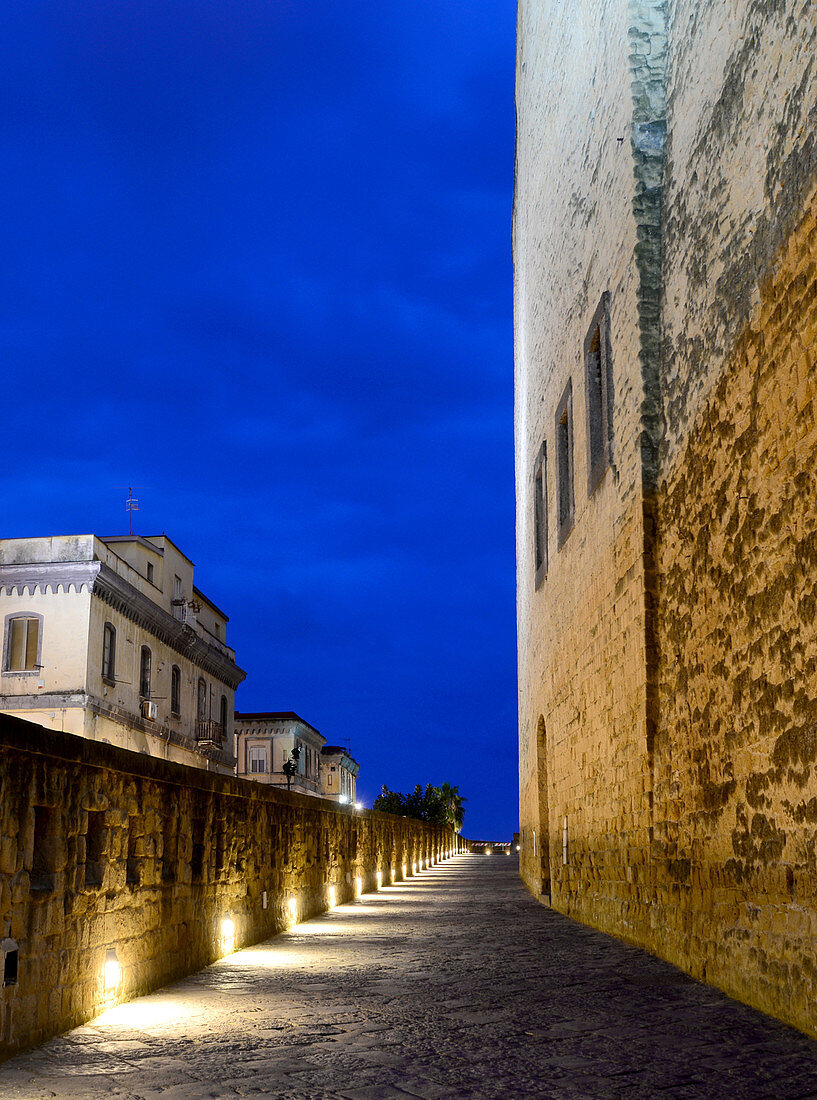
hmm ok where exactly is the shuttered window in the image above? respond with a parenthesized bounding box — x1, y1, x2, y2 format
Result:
(5, 617, 41, 672)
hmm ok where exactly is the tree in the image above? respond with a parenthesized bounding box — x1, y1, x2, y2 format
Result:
(373, 782, 466, 832)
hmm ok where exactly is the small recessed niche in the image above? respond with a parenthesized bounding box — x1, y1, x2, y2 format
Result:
(2, 938, 18, 986)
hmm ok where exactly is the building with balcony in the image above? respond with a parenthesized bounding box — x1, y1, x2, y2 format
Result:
(0, 535, 245, 773)
(320, 745, 359, 805)
(234, 711, 325, 796)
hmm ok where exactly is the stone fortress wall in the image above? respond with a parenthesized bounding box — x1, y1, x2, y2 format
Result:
(0, 714, 463, 1061)
(515, 0, 817, 1036)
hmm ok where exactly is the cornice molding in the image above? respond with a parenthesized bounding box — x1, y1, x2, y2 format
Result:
(0, 561, 246, 690)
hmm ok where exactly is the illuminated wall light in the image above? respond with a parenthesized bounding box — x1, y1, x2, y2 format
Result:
(412, 861, 417, 874)
(485, 847, 492, 855)
(354, 802, 363, 811)
(355, 876, 362, 896)
(221, 917, 236, 954)
(288, 897, 298, 923)
(103, 948, 121, 991)
(402, 863, 407, 879)
(328, 885, 336, 908)
(376, 870, 382, 888)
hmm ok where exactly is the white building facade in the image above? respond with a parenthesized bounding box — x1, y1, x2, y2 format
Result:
(0, 535, 245, 773)
(319, 745, 359, 805)
(234, 712, 325, 796)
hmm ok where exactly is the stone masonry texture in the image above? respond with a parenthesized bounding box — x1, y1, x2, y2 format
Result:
(2, 855, 817, 1099)
(515, 0, 817, 1038)
(0, 714, 461, 1061)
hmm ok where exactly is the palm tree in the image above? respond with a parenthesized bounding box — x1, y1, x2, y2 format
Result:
(439, 783, 466, 833)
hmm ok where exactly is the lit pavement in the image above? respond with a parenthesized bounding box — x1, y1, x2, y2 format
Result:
(2, 854, 817, 1099)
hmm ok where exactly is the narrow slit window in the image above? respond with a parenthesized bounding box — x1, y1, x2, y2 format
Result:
(139, 646, 152, 699)
(533, 441, 548, 588)
(556, 380, 575, 547)
(85, 811, 106, 888)
(162, 814, 176, 883)
(190, 816, 206, 881)
(2, 941, 18, 987)
(171, 665, 181, 715)
(126, 817, 141, 885)
(102, 623, 116, 683)
(585, 291, 614, 493)
(31, 806, 57, 891)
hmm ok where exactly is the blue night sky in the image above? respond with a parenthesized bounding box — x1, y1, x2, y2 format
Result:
(1, 2, 518, 839)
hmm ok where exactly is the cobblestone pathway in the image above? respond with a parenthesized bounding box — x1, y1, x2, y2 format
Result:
(2, 854, 817, 1099)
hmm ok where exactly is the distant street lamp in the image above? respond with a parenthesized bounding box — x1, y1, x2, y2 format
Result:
(282, 745, 301, 792)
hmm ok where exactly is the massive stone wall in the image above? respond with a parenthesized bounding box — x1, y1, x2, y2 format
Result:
(514, 0, 664, 902)
(653, 186, 817, 1033)
(0, 715, 461, 1061)
(650, 0, 817, 1033)
(515, 0, 817, 1038)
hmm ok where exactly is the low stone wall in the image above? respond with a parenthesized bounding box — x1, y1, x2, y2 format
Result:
(0, 714, 463, 1061)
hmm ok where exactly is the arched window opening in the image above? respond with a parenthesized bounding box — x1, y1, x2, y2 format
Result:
(139, 646, 152, 699)
(171, 666, 181, 715)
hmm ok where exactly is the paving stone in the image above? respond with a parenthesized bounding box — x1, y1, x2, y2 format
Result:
(2, 856, 817, 1099)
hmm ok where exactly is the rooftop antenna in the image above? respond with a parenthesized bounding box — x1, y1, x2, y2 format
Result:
(125, 484, 140, 535)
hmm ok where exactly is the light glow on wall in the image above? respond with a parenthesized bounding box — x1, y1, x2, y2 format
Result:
(221, 918, 236, 953)
(103, 948, 120, 991)
(328, 885, 336, 908)
(288, 896, 298, 923)
(376, 870, 382, 888)
(355, 876, 362, 897)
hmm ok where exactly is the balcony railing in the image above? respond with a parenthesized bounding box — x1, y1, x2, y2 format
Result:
(195, 719, 224, 744)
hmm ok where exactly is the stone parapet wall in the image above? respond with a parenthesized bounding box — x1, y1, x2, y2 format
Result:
(0, 714, 462, 1061)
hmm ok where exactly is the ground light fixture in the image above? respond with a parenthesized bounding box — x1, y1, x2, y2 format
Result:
(354, 802, 363, 811)
(103, 948, 120, 992)
(221, 918, 236, 954)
